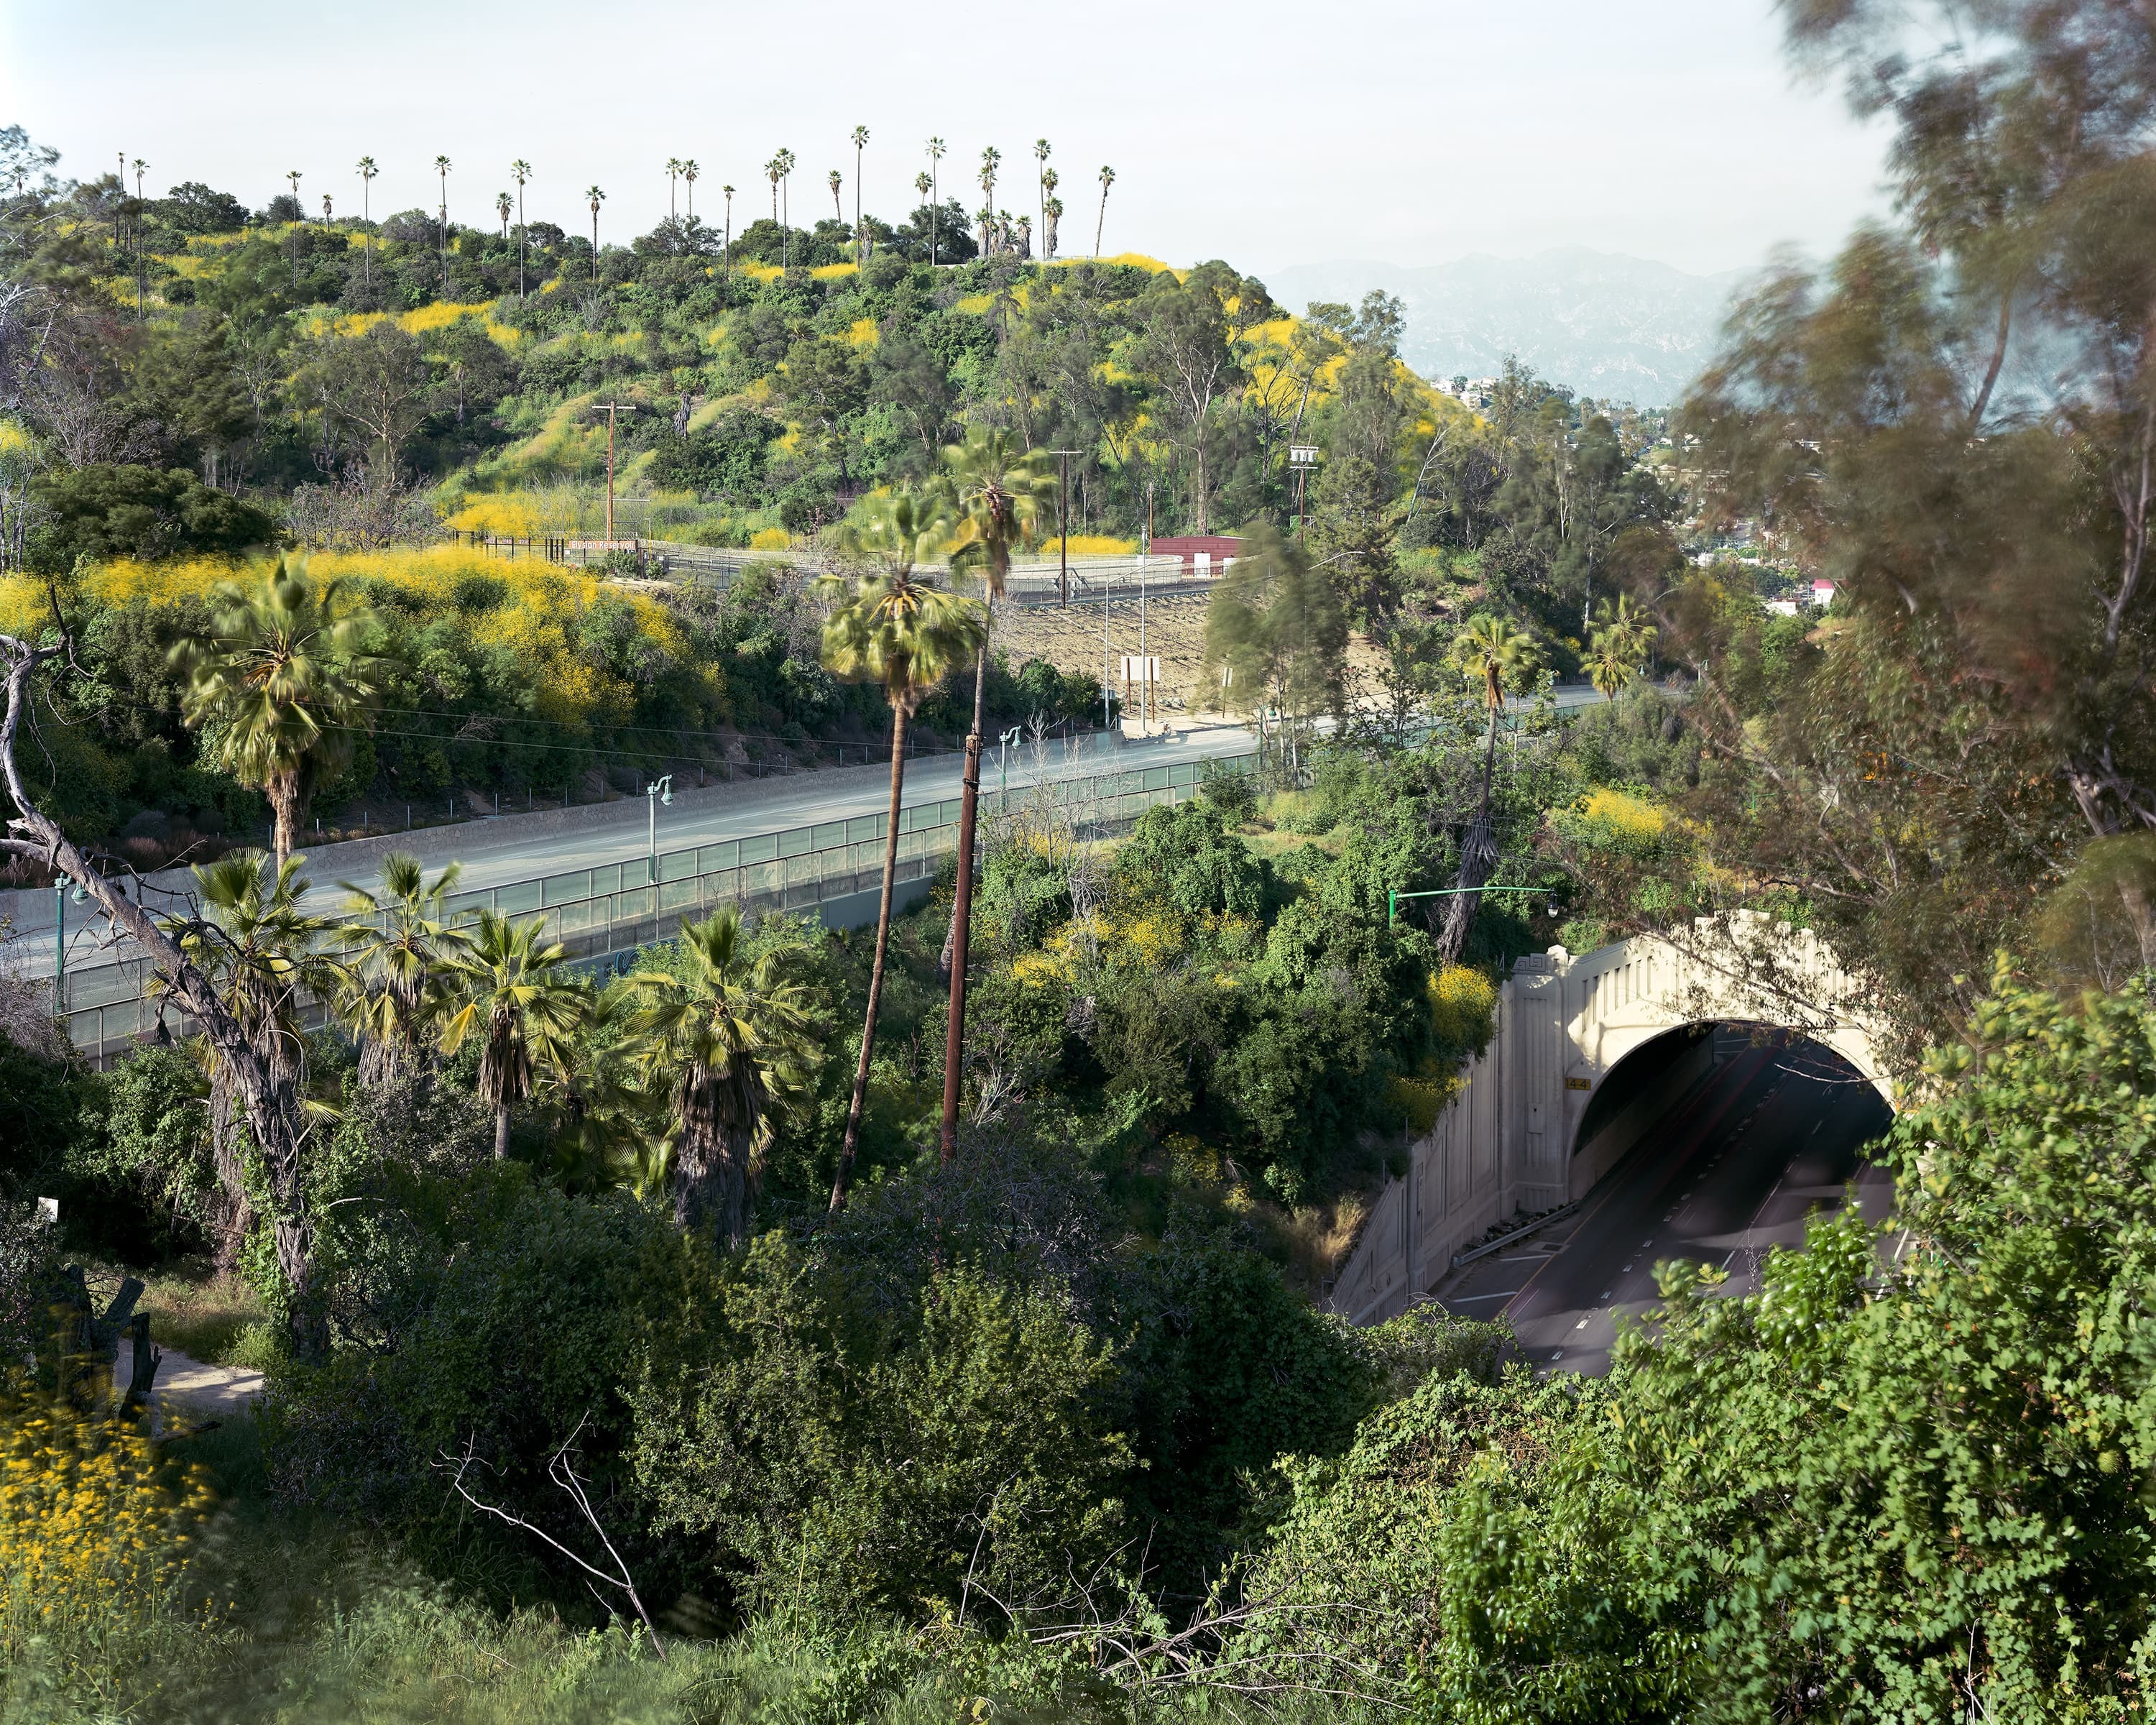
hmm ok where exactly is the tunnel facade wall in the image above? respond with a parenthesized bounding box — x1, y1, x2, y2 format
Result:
(1325, 919, 1888, 1325)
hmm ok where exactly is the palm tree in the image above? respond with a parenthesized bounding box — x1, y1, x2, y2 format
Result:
(333, 852, 473, 1089)
(829, 167, 843, 225)
(777, 148, 796, 267)
(440, 909, 585, 1160)
(683, 159, 699, 221)
(926, 137, 945, 264)
(494, 190, 511, 238)
(1583, 597, 1656, 703)
(172, 557, 384, 870)
(585, 184, 605, 281)
(940, 429, 1056, 749)
(625, 906, 818, 1249)
(766, 155, 782, 226)
(978, 147, 1001, 253)
(851, 125, 870, 266)
(1041, 169, 1061, 260)
(819, 500, 986, 1208)
(665, 156, 683, 220)
(433, 154, 452, 288)
(1439, 615, 1544, 962)
(356, 156, 379, 286)
(510, 159, 533, 296)
(285, 168, 303, 288)
(722, 183, 734, 280)
(1095, 165, 1115, 259)
(163, 852, 338, 1337)
(1033, 138, 1051, 263)
(914, 169, 932, 237)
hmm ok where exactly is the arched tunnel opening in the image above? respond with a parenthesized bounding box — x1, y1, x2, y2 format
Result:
(1436, 1022, 1897, 1376)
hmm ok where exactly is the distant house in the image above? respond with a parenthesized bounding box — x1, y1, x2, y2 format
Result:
(1810, 578, 1838, 607)
(1149, 535, 1243, 572)
(1766, 598, 1802, 617)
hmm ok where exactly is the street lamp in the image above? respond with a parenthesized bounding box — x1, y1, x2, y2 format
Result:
(53, 872, 88, 1012)
(645, 774, 673, 883)
(998, 726, 1021, 800)
(1386, 883, 1561, 925)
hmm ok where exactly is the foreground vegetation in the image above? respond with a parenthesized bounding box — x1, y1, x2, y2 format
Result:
(7, 0, 2156, 1716)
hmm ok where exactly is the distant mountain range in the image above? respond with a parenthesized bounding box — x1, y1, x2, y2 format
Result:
(1257, 248, 1755, 405)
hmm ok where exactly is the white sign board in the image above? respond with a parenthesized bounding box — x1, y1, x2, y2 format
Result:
(1289, 445, 1319, 466)
(1119, 656, 1162, 680)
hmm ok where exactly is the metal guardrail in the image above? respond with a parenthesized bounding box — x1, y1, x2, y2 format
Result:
(50, 751, 1256, 1063)
(1449, 1200, 1583, 1270)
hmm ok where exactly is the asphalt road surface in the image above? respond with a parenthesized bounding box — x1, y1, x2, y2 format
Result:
(1432, 1030, 1897, 1375)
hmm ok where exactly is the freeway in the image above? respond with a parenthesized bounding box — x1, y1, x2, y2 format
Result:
(6, 681, 1616, 975)
(8, 723, 1257, 974)
(1431, 1028, 1896, 1375)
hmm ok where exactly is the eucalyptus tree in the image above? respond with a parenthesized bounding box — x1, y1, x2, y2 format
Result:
(356, 155, 379, 285)
(625, 906, 818, 1249)
(510, 158, 533, 295)
(172, 558, 384, 870)
(819, 492, 985, 1207)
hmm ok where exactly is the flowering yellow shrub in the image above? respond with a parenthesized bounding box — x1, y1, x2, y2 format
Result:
(1041, 534, 1138, 558)
(0, 1389, 214, 1670)
(1428, 965, 1498, 1052)
(750, 527, 791, 551)
(845, 318, 880, 348)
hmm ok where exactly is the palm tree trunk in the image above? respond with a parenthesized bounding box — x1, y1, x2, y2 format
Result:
(271, 771, 300, 870)
(939, 618, 992, 980)
(939, 730, 982, 1162)
(494, 1101, 511, 1160)
(1436, 704, 1502, 965)
(830, 705, 909, 1210)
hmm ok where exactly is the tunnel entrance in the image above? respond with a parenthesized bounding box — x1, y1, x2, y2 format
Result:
(1575, 1021, 1892, 1191)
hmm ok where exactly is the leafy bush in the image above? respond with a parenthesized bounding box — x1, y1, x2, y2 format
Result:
(26, 465, 274, 571)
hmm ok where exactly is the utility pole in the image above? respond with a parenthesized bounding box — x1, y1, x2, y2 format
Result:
(595, 403, 636, 544)
(1289, 443, 1319, 543)
(1051, 450, 1080, 607)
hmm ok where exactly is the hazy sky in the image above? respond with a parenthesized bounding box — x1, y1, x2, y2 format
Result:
(2, 0, 1889, 280)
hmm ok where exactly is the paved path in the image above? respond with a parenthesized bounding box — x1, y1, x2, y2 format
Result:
(149, 1347, 264, 1420)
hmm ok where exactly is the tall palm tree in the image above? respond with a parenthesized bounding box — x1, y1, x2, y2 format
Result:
(172, 557, 384, 870)
(1041, 168, 1060, 260)
(1095, 165, 1115, 259)
(819, 498, 986, 1208)
(940, 429, 1055, 752)
(434, 154, 452, 288)
(333, 852, 473, 1089)
(1439, 615, 1544, 962)
(777, 147, 796, 267)
(850, 125, 870, 266)
(510, 159, 533, 296)
(286, 168, 303, 287)
(766, 155, 782, 226)
(1033, 138, 1051, 262)
(164, 852, 338, 1340)
(978, 147, 1001, 254)
(1584, 598, 1656, 702)
(829, 167, 843, 224)
(585, 184, 605, 280)
(356, 155, 379, 286)
(926, 137, 945, 264)
(682, 159, 698, 222)
(914, 169, 932, 237)
(625, 906, 818, 1249)
(441, 909, 585, 1160)
(665, 156, 683, 220)
(494, 190, 511, 239)
(722, 183, 734, 280)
